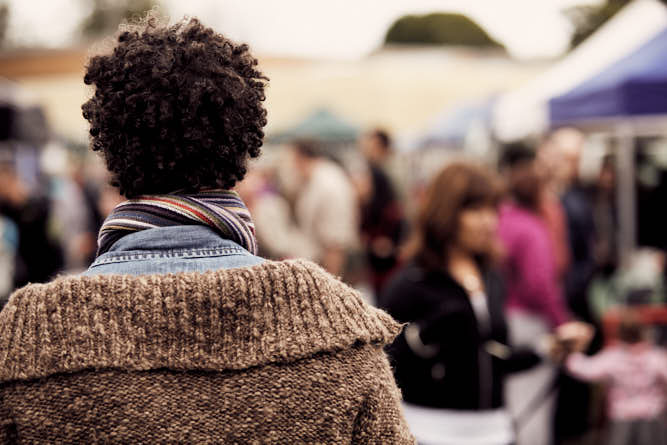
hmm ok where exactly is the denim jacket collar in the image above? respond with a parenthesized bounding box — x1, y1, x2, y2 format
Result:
(103, 225, 243, 253)
(86, 225, 262, 275)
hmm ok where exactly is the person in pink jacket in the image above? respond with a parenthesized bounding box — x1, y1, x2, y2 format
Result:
(498, 144, 569, 329)
(565, 313, 667, 445)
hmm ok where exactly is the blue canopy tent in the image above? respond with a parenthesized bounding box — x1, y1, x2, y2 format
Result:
(549, 26, 667, 262)
(549, 27, 667, 125)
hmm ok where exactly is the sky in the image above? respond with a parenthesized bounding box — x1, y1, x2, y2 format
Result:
(5, 0, 602, 59)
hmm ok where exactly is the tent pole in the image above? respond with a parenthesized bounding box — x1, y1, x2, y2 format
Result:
(615, 123, 636, 268)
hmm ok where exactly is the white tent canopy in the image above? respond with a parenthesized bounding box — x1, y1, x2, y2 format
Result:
(492, 0, 667, 141)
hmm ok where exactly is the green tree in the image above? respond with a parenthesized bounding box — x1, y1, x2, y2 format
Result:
(80, 0, 157, 39)
(384, 13, 504, 50)
(566, 0, 667, 49)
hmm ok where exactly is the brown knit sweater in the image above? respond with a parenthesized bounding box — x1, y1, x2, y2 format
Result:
(0, 260, 415, 444)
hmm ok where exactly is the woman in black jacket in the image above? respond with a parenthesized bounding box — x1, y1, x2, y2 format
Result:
(381, 162, 544, 444)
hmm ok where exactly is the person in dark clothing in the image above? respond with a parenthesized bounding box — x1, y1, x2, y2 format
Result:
(381, 162, 546, 444)
(0, 155, 63, 289)
(360, 162, 404, 294)
(0, 195, 63, 288)
(383, 262, 541, 411)
(562, 185, 596, 318)
(545, 128, 603, 445)
(359, 129, 405, 296)
(592, 154, 617, 276)
(545, 129, 597, 323)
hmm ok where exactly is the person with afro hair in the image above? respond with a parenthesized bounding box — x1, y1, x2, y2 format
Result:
(0, 14, 414, 444)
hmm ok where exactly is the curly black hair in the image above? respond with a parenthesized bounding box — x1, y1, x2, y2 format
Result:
(82, 16, 268, 197)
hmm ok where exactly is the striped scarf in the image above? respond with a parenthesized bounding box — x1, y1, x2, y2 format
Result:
(97, 191, 257, 257)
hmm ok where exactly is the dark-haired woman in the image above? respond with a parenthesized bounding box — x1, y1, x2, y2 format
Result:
(381, 163, 546, 445)
(0, 16, 413, 444)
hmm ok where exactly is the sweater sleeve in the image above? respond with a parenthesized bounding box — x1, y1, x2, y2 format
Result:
(352, 349, 415, 445)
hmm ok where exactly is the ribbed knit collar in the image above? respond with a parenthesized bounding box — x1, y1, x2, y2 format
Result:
(0, 260, 401, 383)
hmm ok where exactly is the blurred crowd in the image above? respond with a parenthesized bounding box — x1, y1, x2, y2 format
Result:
(1, 103, 666, 444)
(0, 102, 123, 302)
(236, 128, 666, 444)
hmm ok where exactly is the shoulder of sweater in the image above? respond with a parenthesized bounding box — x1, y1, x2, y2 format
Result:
(0, 259, 402, 383)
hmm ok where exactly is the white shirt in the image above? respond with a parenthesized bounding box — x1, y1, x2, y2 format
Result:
(295, 160, 359, 260)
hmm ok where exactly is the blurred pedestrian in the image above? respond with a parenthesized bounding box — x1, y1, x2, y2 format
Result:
(357, 129, 405, 296)
(290, 139, 360, 277)
(0, 146, 63, 289)
(536, 136, 571, 281)
(360, 127, 409, 202)
(382, 162, 551, 445)
(498, 143, 569, 445)
(236, 164, 316, 260)
(67, 154, 109, 269)
(0, 16, 413, 444)
(548, 128, 597, 323)
(592, 154, 618, 276)
(544, 129, 601, 444)
(0, 216, 17, 306)
(565, 312, 667, 445)
(43, 147, 97, 273)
